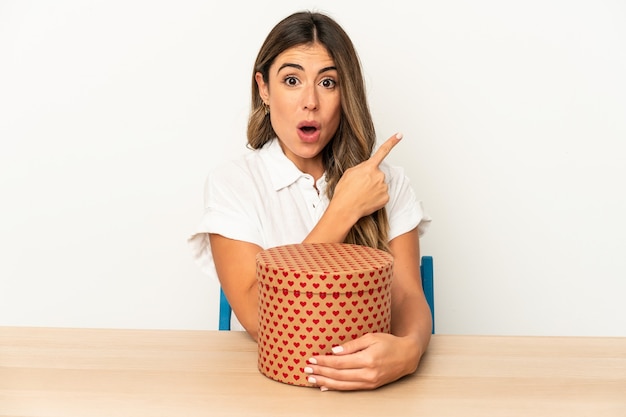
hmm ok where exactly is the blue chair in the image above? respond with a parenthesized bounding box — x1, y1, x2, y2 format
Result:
(218, 286, 232, 332)
(219, 255, 435, 333)
(420, 256, 435, 334)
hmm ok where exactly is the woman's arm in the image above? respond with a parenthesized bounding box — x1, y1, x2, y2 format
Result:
(388, 228, 432, 360)
(304, 227, 432, 390)
(209, 234, 263, 340)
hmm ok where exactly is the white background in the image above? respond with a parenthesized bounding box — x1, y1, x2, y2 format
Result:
(1, 0, 625, 336)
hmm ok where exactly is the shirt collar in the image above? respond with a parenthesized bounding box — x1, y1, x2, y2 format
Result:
(260, 138, 308, 191)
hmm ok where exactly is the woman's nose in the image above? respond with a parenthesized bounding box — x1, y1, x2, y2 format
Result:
(302, 86, 319, 111)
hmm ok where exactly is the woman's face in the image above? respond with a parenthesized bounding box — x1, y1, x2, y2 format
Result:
(256, 42, 341, 176)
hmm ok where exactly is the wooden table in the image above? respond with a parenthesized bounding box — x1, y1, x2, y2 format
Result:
(1, 327, 624, 416)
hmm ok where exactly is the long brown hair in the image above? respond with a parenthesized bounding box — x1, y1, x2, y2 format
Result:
(247, 11, 389, 251)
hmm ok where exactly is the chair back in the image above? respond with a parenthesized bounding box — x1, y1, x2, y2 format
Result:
(218, 287, 232, 331)
(420, 256, 435, 333)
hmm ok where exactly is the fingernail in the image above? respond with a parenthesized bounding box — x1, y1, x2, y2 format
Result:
(307, 376, 317, 384)
(304, 366, 313, 374)
(320, 386, 329, 392)
(308, 358, 318, 365)
(331, 346, 344, 354)
(395, 132, 403, 140)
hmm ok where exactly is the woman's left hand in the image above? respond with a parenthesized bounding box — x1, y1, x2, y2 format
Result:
(303, 332, 423, 391)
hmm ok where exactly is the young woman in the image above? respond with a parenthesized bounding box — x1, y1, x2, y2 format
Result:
(190, 11, 432, 391)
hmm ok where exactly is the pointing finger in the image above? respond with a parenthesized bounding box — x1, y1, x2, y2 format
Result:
(368, 133, 403, 167)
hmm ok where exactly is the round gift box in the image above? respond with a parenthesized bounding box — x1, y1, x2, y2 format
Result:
(256, 242, 394, 387)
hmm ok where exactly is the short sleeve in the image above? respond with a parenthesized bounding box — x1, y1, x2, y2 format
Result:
(383, 163, 431, 241)
(188, 166, 264, 275)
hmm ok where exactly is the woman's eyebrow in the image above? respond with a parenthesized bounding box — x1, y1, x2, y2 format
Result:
(277, 63, 303, 73)
(276, 63, 337, 75)
(318, 65, 337, 74)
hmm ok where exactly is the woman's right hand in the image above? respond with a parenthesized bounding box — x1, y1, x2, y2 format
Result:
(331, 133, 403, 220)
(303, 133, 403, 245)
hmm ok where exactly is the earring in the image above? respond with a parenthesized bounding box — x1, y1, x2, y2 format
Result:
(263, 102, 270, 115)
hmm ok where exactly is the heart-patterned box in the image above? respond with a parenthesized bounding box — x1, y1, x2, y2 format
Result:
(256, 242, 393, 387)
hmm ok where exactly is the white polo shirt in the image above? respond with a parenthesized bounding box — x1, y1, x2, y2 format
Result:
(189, 138, 430, 330)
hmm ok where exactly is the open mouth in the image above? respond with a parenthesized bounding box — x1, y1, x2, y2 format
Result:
(297, 121, 321, 133)
(299, 126, 318, 134)
(297, 121, 321, 142)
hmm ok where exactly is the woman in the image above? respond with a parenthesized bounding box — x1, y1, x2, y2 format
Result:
(190, 11, 432, 391)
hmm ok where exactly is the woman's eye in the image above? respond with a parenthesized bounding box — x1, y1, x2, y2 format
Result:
(284, 76, 299, 86)
(320, 78, 336, 89)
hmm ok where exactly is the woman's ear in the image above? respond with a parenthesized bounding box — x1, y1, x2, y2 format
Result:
(255, 72, 269, 104)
